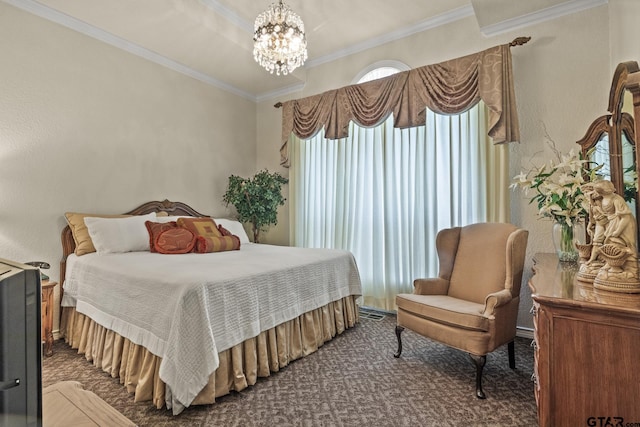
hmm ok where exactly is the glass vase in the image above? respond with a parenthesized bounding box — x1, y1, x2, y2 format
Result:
(552, 221, 583, 263)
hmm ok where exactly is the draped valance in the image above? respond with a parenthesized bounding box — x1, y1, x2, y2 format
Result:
(279, 43, 521, 167)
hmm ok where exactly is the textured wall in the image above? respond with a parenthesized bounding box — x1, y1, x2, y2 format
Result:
(609, 0, 640, 69)
(0, 3, 257, 332)
(257, 5, 612, 331)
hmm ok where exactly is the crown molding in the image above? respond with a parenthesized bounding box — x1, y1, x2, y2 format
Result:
(479, 0, 608, 37)
(198, 0, 253, 34)
(4, 0, 609, 102)
(3, 0, 257, 101)
(306, 5, 475, 68)
(256, 82, 306, 103)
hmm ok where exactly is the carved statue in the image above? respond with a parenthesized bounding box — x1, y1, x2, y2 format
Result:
(578, 180, 640, 293)
(586, 183, 609, 260)
(577, 183, 607, 281)
(598, 180, 636, 247)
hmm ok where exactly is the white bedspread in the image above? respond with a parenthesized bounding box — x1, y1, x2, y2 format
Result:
(63, 243, 362, 414)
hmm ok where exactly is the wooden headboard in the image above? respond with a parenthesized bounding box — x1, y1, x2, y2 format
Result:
(59, 199, 208, 294)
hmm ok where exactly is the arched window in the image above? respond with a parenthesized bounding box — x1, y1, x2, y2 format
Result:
(289, 63, 509, 311)
(353, 60, 409, 84)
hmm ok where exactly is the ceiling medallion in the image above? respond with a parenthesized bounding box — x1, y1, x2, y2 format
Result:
(253, 0, 307, 76)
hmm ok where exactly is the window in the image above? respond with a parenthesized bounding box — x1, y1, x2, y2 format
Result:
(289, 66, 509, 311)
(354, 61, 408, 83)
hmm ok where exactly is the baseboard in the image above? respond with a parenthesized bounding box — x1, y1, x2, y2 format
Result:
(516, 326, 534, 339)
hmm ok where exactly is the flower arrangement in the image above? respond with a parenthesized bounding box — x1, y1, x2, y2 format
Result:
(510, 143, 601, 262)
(510, 148, 594, 226)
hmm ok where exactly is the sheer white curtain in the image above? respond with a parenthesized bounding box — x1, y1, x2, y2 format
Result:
(289, 102, 509, 311)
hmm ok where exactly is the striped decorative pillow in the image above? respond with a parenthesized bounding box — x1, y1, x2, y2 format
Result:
(194, 235, 241, 253)
(176, 217, 223, 239)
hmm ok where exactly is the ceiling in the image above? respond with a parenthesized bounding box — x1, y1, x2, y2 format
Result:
(5, 0, 606, 100)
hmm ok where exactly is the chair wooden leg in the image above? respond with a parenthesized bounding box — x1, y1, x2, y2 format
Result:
(508, 340, 515, 369)
(469, 354, 487, 399)
(394, 326, 404, 358)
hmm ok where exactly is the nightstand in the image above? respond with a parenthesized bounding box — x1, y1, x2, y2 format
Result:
(41, 280, 57, 357)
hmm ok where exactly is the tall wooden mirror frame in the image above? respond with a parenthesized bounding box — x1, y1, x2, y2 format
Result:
(577, 61, 640, 243)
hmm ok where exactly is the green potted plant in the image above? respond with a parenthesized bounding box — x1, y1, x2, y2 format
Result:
(222, 169, 288, 243)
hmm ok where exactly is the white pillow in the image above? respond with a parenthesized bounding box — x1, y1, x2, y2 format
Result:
(154, 215, 191, 223)
(84, 213, 157, 254)
(214, 218, 251, 244)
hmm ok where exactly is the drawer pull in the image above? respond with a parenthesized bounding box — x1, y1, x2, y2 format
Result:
(0, 378, 20, 391)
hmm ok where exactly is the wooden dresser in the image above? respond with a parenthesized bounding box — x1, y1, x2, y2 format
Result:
(529, 253, 640, 427)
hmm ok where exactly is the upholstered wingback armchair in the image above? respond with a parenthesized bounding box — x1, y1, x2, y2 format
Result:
(394, 222, 528, 399)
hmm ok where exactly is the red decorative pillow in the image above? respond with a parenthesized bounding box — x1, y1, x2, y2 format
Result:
(155, 228, 197, 254)
(195, 235, 241, 253)
(145, 221, 178, 253)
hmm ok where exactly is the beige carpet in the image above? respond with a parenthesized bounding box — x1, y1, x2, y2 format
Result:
(42, 314, 537, 426)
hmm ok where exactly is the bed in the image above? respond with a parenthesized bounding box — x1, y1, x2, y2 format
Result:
(58, 200, 361, 415)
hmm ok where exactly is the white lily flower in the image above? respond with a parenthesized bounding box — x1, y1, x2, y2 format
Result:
(511, 147, 600, 224)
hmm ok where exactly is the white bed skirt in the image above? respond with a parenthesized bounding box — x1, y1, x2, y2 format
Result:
(60, 295, 359, 411)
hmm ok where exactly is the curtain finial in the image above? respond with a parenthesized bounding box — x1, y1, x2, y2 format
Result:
(510, 37, 531, 47)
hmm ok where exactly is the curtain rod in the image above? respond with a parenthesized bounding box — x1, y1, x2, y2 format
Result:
(273, 36, 531, 109)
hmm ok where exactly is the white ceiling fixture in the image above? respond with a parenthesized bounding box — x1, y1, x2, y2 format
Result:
(253, 0, 307, 76)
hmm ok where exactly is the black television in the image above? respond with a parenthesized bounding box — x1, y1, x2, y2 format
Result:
(0, 258, 42, 427)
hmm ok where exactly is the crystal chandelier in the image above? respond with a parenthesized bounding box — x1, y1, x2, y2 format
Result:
(253, 0, 307, 76)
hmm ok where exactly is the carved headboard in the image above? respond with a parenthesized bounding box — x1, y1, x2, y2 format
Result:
(60, 199, 208, 292)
